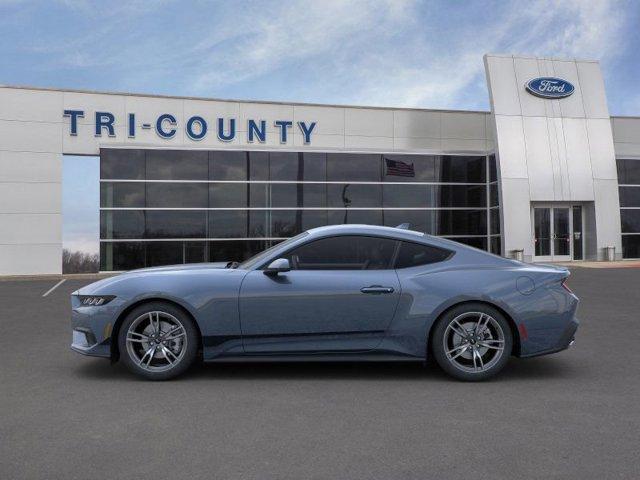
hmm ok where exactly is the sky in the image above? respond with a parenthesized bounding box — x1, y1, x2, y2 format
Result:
(2, 0, 639, 254)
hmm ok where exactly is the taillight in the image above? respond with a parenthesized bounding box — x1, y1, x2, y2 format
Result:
(561, 278, 573, 294)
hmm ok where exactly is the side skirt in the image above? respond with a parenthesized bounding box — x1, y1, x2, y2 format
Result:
(204, 352, 424, 363)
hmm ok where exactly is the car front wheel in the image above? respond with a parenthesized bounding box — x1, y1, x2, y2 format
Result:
(431, 303, 512, 381)
(118, 302, 199, 380)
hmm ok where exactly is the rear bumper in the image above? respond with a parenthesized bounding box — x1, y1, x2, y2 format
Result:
(520, 317, 579, 358)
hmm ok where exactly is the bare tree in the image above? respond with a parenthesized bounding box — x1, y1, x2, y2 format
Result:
(62, 249, 99, 274)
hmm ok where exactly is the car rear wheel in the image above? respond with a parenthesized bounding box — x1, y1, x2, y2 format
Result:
(118, 302, 199, 380)
(431, 303, 512, 381)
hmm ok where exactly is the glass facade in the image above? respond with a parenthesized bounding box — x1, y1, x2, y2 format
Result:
(100, 149, 502, 270)
(617, 158, 640, 258)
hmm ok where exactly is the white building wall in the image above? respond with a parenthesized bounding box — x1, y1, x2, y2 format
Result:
(0, 88, 64, 275)
(612, 116, 640, 158)
(484, 54, 622, 261)
(0, 85, 491, 276)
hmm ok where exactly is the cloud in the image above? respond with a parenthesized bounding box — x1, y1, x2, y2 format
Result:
(6, 0, 634, 112)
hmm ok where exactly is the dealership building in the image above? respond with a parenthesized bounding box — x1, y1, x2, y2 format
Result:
(1, 53, 640, 275)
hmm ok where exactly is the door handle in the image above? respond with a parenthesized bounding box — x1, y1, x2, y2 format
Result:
(360, 285, 394, 294)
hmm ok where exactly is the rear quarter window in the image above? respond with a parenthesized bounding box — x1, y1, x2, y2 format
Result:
(395, 241, 452, 268)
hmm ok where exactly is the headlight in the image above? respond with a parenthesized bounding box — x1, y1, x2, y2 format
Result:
(78, 295, 115, 306)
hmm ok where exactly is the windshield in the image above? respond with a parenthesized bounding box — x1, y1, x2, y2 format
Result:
(238, 232, 309, 269)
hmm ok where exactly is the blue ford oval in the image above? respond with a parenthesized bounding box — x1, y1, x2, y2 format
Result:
(526, 77, 575, 98)
(70, 224, 579, 381)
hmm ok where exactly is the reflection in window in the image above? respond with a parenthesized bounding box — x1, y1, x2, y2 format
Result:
(210, 151, 248, 180)
(100, 182, 145, 208)
(146, 211, 207, 238)
(100, 211, 145, 239)
(327, 154, 381, 182)
(100, 242, 145, 271)
(99, 149, 502, 269)
(209, 210, 248, 238)
(146, 183, 208, 208)
(100, 149, 145, 179)
(146, 150, 208, 180)
(210, 183, 248, 208)
(328, 184, 381, 208)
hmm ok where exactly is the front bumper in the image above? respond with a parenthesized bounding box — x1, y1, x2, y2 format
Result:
(70, 295, 124, 359)
(520, 317, 579, 358)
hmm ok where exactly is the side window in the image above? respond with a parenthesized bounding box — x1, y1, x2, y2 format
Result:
(395, 241, 451, 268)
(285, 236, 397, 270)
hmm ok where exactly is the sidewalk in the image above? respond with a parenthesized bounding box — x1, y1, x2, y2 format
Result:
(553, 260, 640, 269)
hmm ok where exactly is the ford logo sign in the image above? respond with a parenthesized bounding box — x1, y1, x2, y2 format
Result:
(525, 77, 575, 99)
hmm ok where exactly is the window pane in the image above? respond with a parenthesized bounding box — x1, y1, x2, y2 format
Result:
(249, 152, 269, 180)
(489, 183, 499, 206)
(622, 235, 640, 259)
(249, 210, 268, 237)
(617, 159, 640, 185)
(286, 235, 397, 270)
(210, 240, 268, 262)
(271, 210, 300, 237)
(302, 153, 327, 181)
(146, 211, 206, 238)
(444, 237, 487, 250)
(210, 151, 247, 180)
(327, 154, 381, 181)
(490, 236, 502, 255)
(249, 183, 268, 207)
(100, 182, 145, 208)
(434, 210, 487, 236)
(382, 184, 429, 208)
(147, 183, 208, 208)
(100, 211, 145, 239)
(328, 184, 382, 208)
(395, 241, 451, 268)
(146, 241, 183, 266)
(327, 209, 383, 226)
(209, 210, 248, 238)
(490, 209, 501, 234)
(489, 155, 497, 182)
(621, 210, 640, 233)
(270, 152, 301, 181)
(619, 186, 640, 207)
(146, 150, 208, 180)
(100, 149, 145, 180)
(436, 185, 486, 208)
(100, 242, 145, 271)
(210, 183, 247, 208)
(383, 210, 430, 233)
(436, 156, 485, 183)
(270, 183, 326, 208)
(185, 242, 207, 263)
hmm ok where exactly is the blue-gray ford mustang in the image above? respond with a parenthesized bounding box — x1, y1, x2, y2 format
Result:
(71, 224, 579, 381)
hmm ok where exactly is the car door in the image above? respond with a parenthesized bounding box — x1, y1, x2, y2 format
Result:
(239, 235, 401, 353)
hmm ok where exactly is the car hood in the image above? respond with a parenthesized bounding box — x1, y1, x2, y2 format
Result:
(75, 262, 235, 295)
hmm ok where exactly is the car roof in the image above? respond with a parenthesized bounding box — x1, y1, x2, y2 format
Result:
(307, 224, 427, 240)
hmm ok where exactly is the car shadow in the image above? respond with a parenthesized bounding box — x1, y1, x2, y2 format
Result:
(74, 356, 580, 383)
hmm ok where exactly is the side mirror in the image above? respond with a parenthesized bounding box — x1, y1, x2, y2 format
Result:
(264, 258, 291, 275)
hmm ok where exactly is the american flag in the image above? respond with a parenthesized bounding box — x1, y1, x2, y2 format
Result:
(385, 158, 415, 177)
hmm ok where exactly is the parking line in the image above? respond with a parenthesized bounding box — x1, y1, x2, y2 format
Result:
(42, 279, 66, 297)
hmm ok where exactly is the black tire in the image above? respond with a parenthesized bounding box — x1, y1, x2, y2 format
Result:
(118, 301, 199, 380)
(431, 303, 512, 381)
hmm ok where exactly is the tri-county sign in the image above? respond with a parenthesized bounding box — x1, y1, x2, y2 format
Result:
(63, 110, 317, 144)
(525, 77, 575, 99)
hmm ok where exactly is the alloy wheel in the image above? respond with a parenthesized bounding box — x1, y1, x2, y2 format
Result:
(125, 311, 188, 372)
(442, 311, 506, 374)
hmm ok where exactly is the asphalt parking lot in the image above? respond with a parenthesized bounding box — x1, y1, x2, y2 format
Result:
(1, 268, 639, 480)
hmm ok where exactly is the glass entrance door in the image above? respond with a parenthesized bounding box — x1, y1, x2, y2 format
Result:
(533, 206, 581, 261)
(552, 208, 571, 261)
